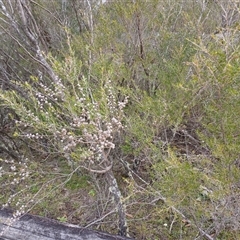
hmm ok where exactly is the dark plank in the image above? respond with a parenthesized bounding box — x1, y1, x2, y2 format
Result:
(0, 209, 134, 240)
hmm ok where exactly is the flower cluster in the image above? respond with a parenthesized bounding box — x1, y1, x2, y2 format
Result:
(106, 80, 117, 115)
(1, 158, 29, 185)
(49, 76, 129, 169)
(13, 205, 26, 218)
(83, 121, 116, 160)
(1, 157, 30, 211)
(35, 91, 49, 110)
(38, 82, 58, 100)
(54, 128, 78, 153)
(25, 132, 43, 140)
(118, 96, 129, 111)
(32, 80, 66, 111)
(73, 78, 128, 162)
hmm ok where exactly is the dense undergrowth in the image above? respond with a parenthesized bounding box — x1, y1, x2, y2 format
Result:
(0, 1, 240, 239)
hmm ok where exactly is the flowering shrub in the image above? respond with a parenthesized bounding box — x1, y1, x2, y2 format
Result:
(0, 49, 129, 234)
(1, 52, 128, 173)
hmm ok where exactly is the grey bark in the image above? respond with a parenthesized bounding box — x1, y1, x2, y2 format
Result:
(106, 169, 128, 237)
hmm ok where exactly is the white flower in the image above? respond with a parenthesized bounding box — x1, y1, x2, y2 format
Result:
(10, 165, 16, 171)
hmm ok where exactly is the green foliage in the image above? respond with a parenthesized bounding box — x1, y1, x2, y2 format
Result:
(65, 174, 89, 190)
